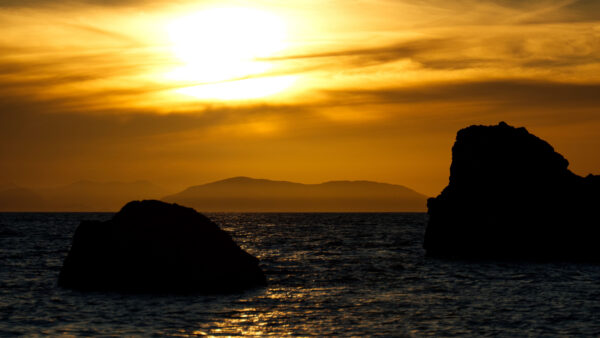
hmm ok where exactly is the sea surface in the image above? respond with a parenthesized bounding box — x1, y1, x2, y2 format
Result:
(1, 212, 599, 336)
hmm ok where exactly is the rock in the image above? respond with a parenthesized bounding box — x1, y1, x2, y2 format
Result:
(424, 122, 600, 260)
(58, 200, 266, 293)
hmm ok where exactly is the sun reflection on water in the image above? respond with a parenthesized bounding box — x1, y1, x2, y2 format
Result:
(6, 213, 597, 336)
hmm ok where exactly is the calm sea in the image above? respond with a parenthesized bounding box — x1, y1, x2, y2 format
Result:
(1, 212, 599, 336)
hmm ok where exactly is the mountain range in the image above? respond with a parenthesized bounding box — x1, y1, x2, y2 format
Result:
(0, 177, 428, 212)
(0, 181, 167, 212)
(162, 177, 428, 212)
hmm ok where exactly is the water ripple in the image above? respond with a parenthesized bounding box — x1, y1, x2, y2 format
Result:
(1, 212, 599, 336)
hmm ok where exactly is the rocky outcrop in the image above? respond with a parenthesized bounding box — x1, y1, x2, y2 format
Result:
(424, 122, 600, 260)
(58, 200, 266, 293)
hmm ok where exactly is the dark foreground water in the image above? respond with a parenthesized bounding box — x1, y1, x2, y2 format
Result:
(1, 213, 599, 336)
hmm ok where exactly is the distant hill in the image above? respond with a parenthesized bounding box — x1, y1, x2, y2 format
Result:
(0, 181, 168, 212)
(0, 186, 47, 211)
(38, 180, 168, 211)
(162, 177, 428, 212)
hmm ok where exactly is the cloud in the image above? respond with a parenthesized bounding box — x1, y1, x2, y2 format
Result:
(261, 38, 448, 64)
(60, 23, 143, 46)
(0, 0, 161, 8)
(1, 0, 599, 193)
(408, 0, 600, 25)
(321, 79, 600, 119)
(1, 0, 598, 116)
(2, 77, 599, 195)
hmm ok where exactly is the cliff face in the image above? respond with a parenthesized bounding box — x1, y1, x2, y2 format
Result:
(425, 122, 600, 260)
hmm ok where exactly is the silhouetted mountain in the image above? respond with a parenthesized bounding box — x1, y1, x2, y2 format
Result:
(0, 180, 169, 211)
(425, 122, 600, 260)
(163, 176, 428, 212)
(0, 186, 46, 211)
(58, 200, 266, 293)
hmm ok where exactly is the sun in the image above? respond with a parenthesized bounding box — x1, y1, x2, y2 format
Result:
(165, 7, 296, 100)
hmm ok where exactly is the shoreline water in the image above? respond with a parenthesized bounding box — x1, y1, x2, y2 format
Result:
(1, 212, 599, 336)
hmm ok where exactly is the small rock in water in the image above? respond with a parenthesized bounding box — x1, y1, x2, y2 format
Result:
(58, 200, 266, 293)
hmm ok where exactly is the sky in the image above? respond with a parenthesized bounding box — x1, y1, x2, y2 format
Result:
(1, 0, 599, 196)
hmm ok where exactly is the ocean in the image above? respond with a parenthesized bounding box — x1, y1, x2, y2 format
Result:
(1, 212, 599, 336)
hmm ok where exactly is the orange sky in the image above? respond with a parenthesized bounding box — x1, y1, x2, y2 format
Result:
(1, 0, 600, 196)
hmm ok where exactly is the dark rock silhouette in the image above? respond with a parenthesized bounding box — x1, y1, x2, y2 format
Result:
(425, 122, 600, 260)
(58, 200, 266, 293)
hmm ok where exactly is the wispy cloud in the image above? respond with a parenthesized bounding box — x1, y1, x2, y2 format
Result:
(1, 0, 599, 194)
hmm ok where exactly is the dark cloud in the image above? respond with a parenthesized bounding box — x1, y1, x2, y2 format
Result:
(0, 102, 308, 149)
(261, 29, 599, 75)
(411, 0, 600, 24)
(320, 79, 600, 125)
(261, 39, 448, 64)
(2, 77, 599, 193)
(523, 0, 600, 23)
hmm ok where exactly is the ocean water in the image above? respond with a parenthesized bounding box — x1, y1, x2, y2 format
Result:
(1, 212, 599, 336)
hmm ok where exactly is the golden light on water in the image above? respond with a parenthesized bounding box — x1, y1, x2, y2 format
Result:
(165, 7, 297, 101)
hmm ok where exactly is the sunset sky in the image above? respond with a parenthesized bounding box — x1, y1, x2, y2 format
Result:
(1, 0, 599, 196)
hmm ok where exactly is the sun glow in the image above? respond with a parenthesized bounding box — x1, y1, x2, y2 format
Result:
(166, 7, 296, 100)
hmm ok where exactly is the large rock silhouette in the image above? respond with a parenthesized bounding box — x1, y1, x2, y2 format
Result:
(58, 200, 266, 293)
(425, 122, 600, 260)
